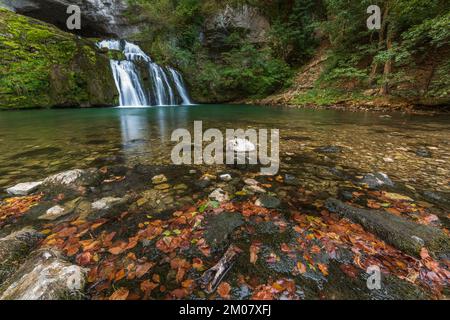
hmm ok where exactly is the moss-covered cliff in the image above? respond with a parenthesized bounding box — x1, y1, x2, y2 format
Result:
(0, 8, 118, 109)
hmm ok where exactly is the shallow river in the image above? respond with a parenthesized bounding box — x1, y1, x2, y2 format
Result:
(0, 105, 449, 193)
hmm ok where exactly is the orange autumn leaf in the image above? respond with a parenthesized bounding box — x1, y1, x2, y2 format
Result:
(136, 262, 155, 278)
(108, 241, 127, 255)
(76, 252, 92, 266)
(170, 288, 188, 299)
(192, 258, 204, 271)
(318, 263, 329, 276)
(152, 274, 160, 283)
(281, 243, 291, 253)
(115, 269, 126, 282)
(140, 280, 158, 293)
(65, 243, 80, 257)
(297, 262, 306, 274)
(217, 282, 231, 299)
(58, 227, 77, 238)
(250, 243, 260, 264)
(420, 247, 431, 260)
(109, 287, 129, 300)
(311, 245, 321, 254)
(182, 279, 194, 289)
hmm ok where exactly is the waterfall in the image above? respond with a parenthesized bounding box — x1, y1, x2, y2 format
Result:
(98, 40, 193, 107)
(168, 68, 193, 106)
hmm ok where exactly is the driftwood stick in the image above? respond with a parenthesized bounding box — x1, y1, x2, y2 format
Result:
(200, 245, 242, 293)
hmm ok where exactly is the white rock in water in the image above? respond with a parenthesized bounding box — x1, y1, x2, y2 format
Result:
(43, 169, 85, 186)
(227, 138, 256, 152)
(244, 178, 259, 186)
(219, 174, 232, 182)
(209, 188, 229, 203)
(244, 185, 266, 194)
(6, 181, 43, 196)
(39, 205, 66, 221)
(92, 197, 123, 211)
(0, 249, 86, 300)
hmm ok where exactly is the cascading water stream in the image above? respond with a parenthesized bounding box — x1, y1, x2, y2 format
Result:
(98, 40, 193, 107)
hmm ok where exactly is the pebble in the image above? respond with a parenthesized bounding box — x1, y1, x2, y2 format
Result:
(219, 174, 232, 182)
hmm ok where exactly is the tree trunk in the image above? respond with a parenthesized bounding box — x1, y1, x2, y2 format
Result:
(369, 4, 390, 86)
(380, 31, 393, 95)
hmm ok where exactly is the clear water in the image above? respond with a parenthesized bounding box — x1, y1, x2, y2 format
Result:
(0, 105, 449, 193)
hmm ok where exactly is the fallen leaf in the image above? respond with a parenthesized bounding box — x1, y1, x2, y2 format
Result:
(109, 287, 129, 300)
(140, 280, 158, 293)
(136, 262, 155, 278)
(217, 282, 231, 299)
(115, 269, 126, 282)
(297, 262, 306, 274)
(318, 263, 329, 276)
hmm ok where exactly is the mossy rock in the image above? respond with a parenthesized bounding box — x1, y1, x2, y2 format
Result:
(0, 8, 118, 109)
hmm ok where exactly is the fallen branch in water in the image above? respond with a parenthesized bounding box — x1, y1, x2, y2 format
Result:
(199, 245, 242, 294)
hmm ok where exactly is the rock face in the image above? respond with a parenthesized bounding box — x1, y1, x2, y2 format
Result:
(0, 248, 86, 300)
(0, 228, 42, 286)
(0, 0, 138, 38)
(0, 8, 118, 109)
(204, 4, 270, 47)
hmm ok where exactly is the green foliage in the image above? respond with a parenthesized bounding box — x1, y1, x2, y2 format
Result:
(269, 0, 320, 65)
(198, 43, 291, 99)
(293, 88, 371, 106)
(127, 0, 316, 101)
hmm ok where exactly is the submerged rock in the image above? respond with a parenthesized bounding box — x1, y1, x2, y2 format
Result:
(42, 169, 101, 193)
(39, 205, 66, 221)
(43, 169, 85, 186)
(209, 188, 229, 203)
(0, 228, 42, 286)
(284, 174, 300, 186)
(91, 197, 124, 211)
(325, 199, 450, 258)
(358, 172, 394, 189)
(152, 174, 168, 185)
(255, 195, 281, 209)
(219, 174, 232, 182)
(415, 148, 432, 158)
(6, 181, 43, 196)
(244, 178, 259, 186)
(205, 213, 244, 251)
(226, 138, 256, 152)
(243, 185, 266, 194)
(0, 248, 86, 300)
(315, 146, 343, 154)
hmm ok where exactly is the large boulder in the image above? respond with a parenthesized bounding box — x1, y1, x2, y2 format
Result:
(0, 248, 86, 300)
(0, 8, 118, 109)
(0, 228, 42, 286)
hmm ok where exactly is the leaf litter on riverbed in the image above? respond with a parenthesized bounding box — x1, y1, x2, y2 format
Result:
(2, 175, 448, 300)
(0, 194, 42, 227)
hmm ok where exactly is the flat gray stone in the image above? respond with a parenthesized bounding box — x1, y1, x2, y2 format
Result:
(6, 181, 43, 196)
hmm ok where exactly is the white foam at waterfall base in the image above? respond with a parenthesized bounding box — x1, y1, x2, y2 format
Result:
(98, 40, 193, 107)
